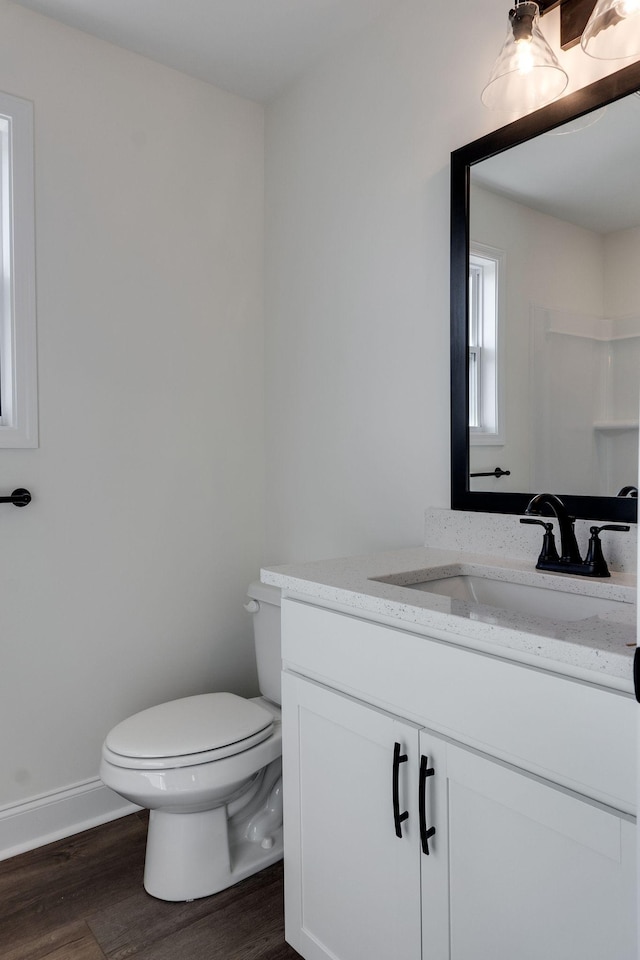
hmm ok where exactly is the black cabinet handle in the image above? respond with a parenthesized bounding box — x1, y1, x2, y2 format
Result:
(634, 649, 640, 703)
(392, 742, 409, 838)
(419, 755, 436, 855)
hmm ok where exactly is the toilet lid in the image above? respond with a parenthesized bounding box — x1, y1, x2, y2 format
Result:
(105, 693, 273, 760)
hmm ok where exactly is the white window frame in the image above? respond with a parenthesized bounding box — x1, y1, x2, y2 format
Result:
(0, 91, 37, 448)
(468, 242, 504, 446)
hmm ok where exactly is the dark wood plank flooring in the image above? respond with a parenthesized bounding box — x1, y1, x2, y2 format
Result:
(0, 813, 299, 960)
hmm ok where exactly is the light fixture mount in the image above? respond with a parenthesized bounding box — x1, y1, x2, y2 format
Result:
(537, 0, 598, 48)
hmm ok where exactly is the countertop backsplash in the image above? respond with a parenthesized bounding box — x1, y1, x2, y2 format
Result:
(424, 507, 637, 575)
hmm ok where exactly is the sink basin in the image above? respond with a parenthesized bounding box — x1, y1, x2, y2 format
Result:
(378, 571, 633, 622)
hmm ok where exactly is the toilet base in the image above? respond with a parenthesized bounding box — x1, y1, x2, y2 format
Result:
(143, 763, 283, 902)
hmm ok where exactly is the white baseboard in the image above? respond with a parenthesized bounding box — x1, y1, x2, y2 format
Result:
(0, 778, 141, 862)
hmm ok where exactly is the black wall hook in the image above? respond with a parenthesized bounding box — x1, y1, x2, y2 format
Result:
(0, 488, 31, 507)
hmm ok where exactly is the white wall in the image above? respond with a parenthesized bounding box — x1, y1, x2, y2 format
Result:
(605, 228, 640, 318)
(0, 1, 264, 811)
(264, 0, 628, 564)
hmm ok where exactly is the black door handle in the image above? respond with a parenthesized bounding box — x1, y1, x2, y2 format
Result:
(392, 742, 409, 838)
(419, 754, 436, 855)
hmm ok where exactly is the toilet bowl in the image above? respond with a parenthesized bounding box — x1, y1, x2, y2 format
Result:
(99, 582, 283, 902)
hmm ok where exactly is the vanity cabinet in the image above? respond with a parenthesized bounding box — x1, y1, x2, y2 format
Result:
(281, 597, 636, 960)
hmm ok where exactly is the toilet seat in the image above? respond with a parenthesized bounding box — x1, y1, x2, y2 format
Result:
(103, 693, 274, 770)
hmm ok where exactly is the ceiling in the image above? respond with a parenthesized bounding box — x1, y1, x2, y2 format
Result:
(12, 0, 405, 102)
(472, 92, 640, 235)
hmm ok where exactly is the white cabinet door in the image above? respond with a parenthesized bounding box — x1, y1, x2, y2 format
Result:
(283, 672, 423, 960)
(421, 733, 636, 960)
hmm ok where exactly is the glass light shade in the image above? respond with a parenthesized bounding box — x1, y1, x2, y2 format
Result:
(581, 0, 640, 59)
(482, 2, 568, 112)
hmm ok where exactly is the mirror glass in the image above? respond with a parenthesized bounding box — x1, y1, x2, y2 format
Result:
(451, 62, 640, 522)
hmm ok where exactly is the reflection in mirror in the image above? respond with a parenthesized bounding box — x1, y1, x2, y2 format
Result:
(451, 60, 640, 523)
(469, 93, 640, 497)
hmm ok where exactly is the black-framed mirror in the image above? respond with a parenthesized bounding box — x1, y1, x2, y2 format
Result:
(451, 59, 640, 524)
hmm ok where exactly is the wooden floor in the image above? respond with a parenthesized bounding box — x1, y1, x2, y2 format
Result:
(0, 813, 300, 960)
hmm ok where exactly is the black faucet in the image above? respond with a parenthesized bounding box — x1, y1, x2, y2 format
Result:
(520, 493, 629, 578)
(523, 493, 581, 564)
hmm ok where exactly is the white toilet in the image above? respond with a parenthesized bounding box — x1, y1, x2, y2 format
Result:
(99, 581, 283, 902)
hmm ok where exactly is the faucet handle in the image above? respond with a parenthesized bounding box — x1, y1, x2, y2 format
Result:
(520, 518, 560, 564)
(583, 524, 630, 577)
(591, 524, 631, 534)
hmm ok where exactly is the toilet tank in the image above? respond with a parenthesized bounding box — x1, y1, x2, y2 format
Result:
(245, 581, 282, 705)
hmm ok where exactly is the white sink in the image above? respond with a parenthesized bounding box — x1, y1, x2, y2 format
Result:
(377, 570, 634, 622)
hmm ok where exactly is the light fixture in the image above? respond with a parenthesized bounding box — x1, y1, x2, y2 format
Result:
(581, 0, 640, 59)
(482, 2, 569, 111)
(483, 0, 640, 111)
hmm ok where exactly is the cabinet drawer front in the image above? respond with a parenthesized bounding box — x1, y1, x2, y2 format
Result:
(282, 598, 636, 812)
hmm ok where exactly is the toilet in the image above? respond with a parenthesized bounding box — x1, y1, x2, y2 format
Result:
(99, 581, 283, 902)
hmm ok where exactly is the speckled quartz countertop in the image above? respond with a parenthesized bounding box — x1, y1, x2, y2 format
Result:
(262, 509, 638, 695)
